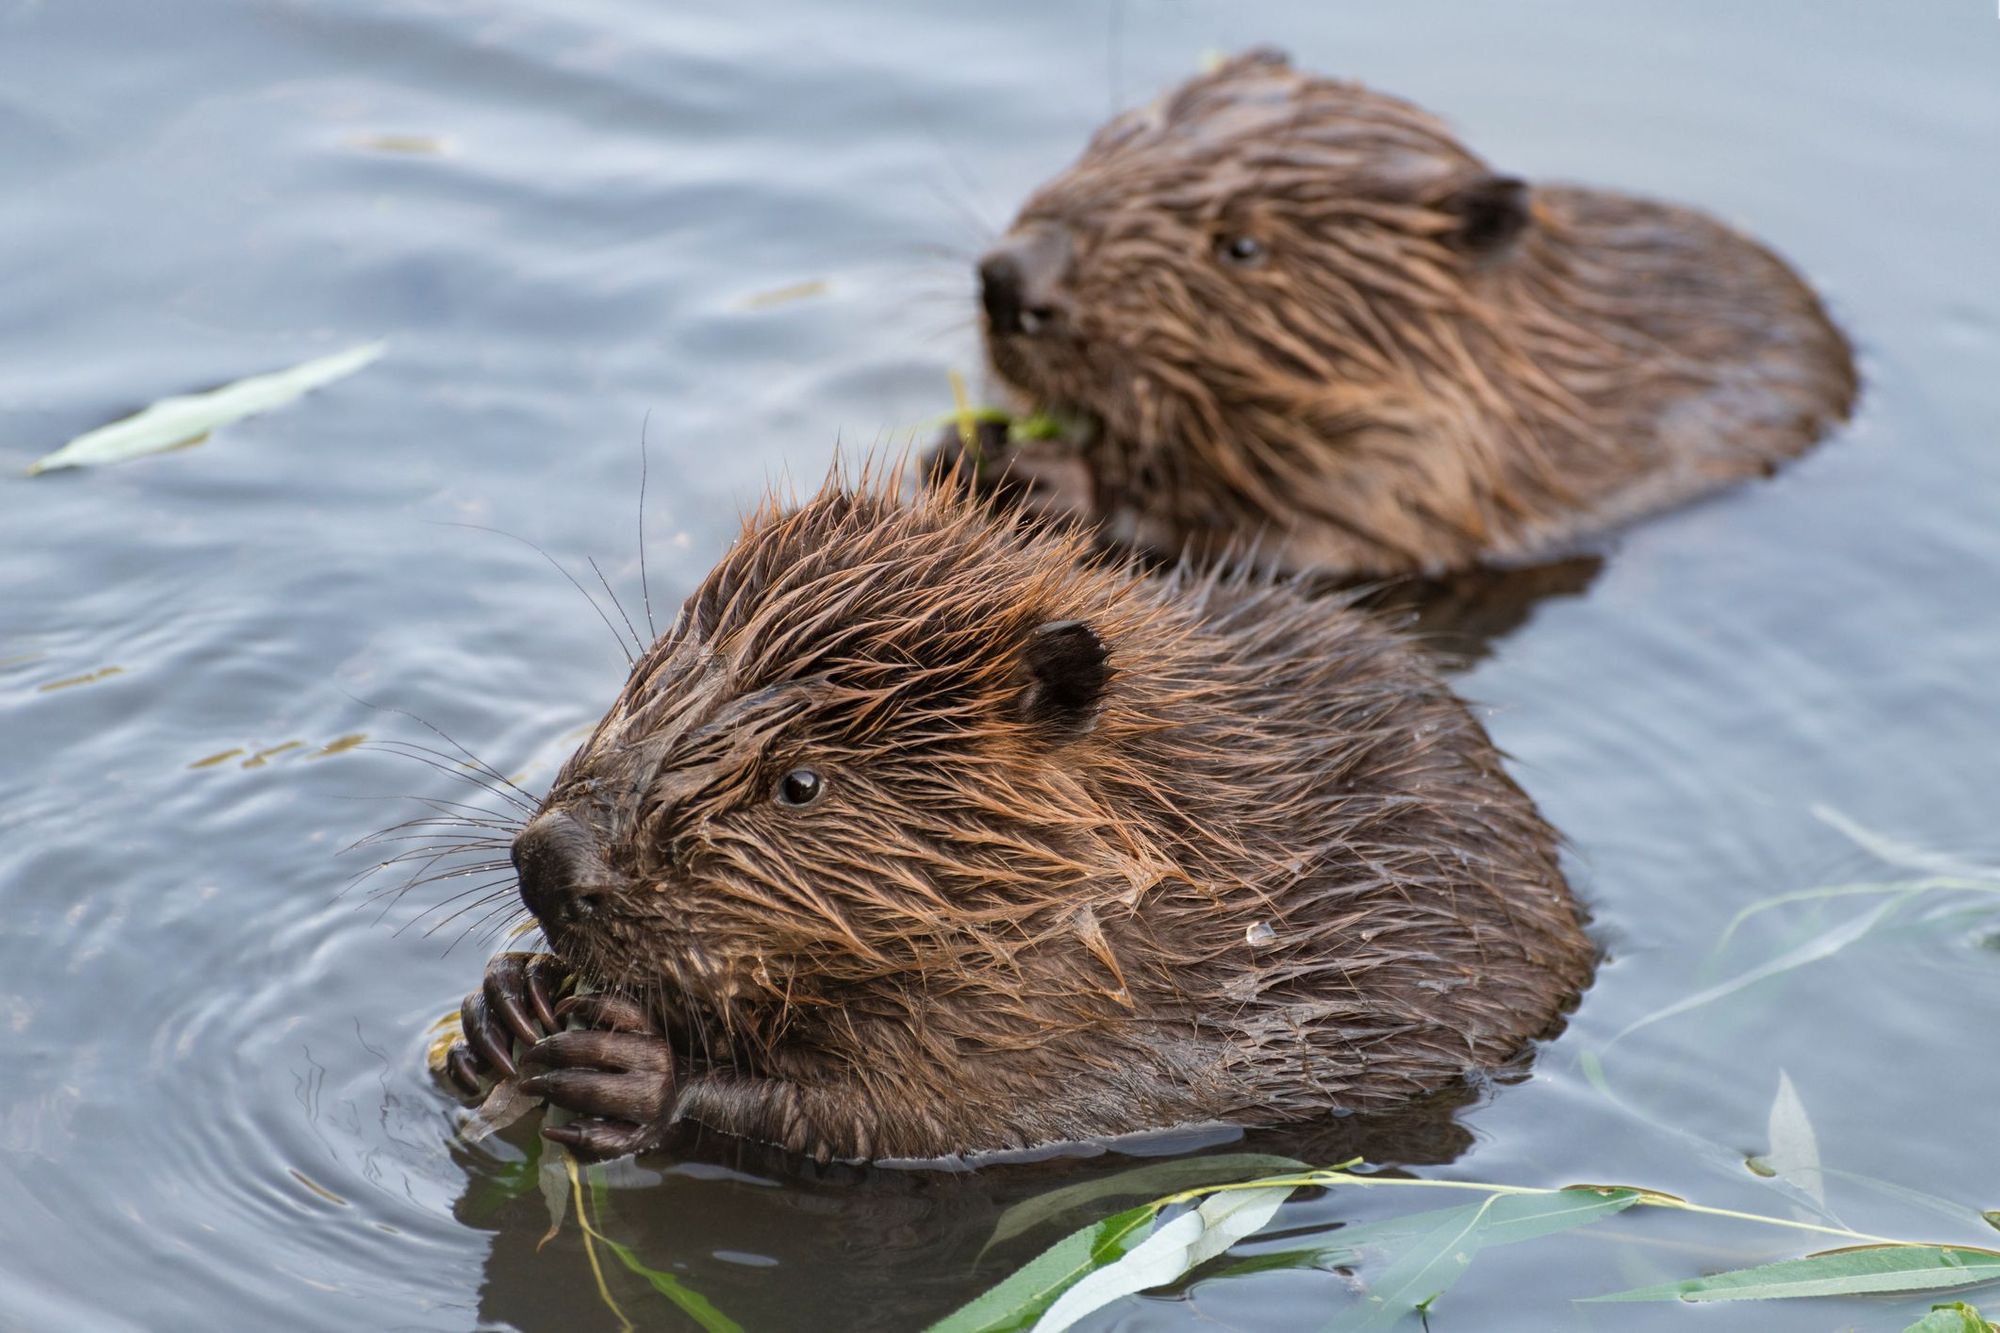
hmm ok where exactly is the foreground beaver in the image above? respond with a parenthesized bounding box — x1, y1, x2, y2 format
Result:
(948, 49, 1857, 577)
(445, 474, 1592, 1162)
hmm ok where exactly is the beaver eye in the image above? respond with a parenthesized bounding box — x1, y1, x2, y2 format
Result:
(1214, 233, 1266, 267)
(775, 768, 824, 808)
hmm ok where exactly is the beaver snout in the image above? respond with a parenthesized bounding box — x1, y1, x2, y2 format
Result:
(979, 227, 1073, 336)
(511, 809, 605, 929)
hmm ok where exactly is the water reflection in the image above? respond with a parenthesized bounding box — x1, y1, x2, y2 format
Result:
(460, 1093, 1483, 1331)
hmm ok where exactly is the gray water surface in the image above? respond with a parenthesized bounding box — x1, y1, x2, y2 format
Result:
(3, 2, 1998, 1330)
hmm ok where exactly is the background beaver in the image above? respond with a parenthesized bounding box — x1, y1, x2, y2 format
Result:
(445, 471, 1592, 1162)
(952, 48, 1858, 577)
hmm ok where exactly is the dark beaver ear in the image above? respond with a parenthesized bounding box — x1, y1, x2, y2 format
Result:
(1017, 620, 1110, 736)
(1443, 174, 1529, 255)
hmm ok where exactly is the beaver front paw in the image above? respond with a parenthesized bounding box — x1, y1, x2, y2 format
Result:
(445, 950, 571, 1093)
(520, 993, 678, 1161)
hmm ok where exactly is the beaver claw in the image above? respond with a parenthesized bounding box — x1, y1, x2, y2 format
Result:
(520, 996, 677, 1161)
(446, 951, 570, 1094)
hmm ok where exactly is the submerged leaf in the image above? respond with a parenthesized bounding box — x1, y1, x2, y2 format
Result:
(1617, 891, 1912, 1040)
(1591, 1245, 2000, 1303)
(462, 1133, 543, 1222)
(588, 1229, 745, 1333)
(983, 1153, 1305, 1253)
(1814, 805, 2000, 879)
(27, 341, 385, 474)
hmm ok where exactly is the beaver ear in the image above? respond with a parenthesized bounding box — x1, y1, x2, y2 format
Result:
(1017, 620, 1110, 736)
(1443, 175, 1529, 255)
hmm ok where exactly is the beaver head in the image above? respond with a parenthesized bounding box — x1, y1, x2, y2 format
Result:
(976, 49, 1856, 577)
(510, 471, 1591, 1160)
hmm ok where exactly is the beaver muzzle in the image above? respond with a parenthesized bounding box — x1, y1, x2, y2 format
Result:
(978, 225, 1073, 337)
(511, 808, 606, 930)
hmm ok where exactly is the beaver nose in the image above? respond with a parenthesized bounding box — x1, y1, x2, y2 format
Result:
(979, 228, 1072, 337)
(512, 809, 602, 929)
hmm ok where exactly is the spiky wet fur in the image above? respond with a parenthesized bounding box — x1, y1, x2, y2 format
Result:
(984, 50, 1857, 577)
(530, 468, 1592, 1161)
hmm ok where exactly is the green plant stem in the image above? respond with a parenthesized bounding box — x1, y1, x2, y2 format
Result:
(566, 1155, 636, 1333)
(1164, 1170, 1944, 1252)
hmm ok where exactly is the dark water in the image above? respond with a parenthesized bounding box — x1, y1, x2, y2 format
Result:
(3, 2, 1997, 1329)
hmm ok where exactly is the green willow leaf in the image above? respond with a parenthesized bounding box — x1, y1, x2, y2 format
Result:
(1330, 1188, 1640, 1330)
(1905, 1301, 1999, 1332)
(1030, 1186, 1295, 1333)
(1590, 1245, 2000, 1303)
(927, 1202, 1159, 1333)
(27, 341, 385, 474)
(983, 1153, 1305, 1253)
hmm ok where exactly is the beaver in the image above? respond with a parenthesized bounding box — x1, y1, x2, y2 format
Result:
(445, 471, 1593, 1163)
(949, 48, 1857, 578)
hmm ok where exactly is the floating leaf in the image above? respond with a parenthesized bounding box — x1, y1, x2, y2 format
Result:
(927, 1203, 1159, 1333)
(288, 1168, 348, 1207)
(1766, 1070, 1827, 1209)
(241, 740, 305, 769)
(37, 666, 124, 691)
(349, 132, 452, 154)
(187, 748, 246, 770)
(1031, 1186, 1295, 1333)
(27, 341, 385, 474)
(983, 1153, 1305, 1254)
(735, 278, 829, 310)
(1907, 1302, 2000, 1332)
(1329, 1188, 1641, 1330)
(1590, 1245, 2000, 1303)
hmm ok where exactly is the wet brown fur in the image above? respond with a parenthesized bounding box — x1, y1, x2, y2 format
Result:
(524, 466, 1592, 1161)
(978, 50, 1858, 576)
